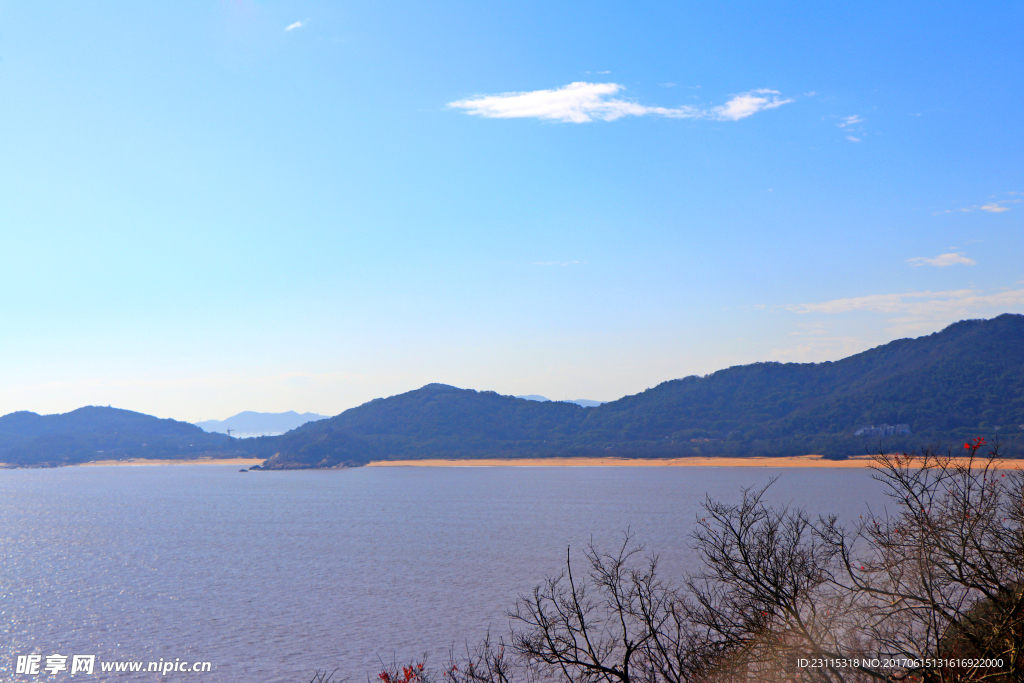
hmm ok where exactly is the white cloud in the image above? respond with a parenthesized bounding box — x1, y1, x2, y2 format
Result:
(791, 290, 969, 315)
(708, 89, 792, 121)
(907, 253, 977, 267)
(789, 288, 1024, 334)
(836, 115, 866, 142)
(933, 197, 1020, 215)
(980, 203, 1010, 213)
(447, 82, 792, 123)
(285, 21, 304, 31)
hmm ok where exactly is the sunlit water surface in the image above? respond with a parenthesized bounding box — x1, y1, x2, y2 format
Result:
(0, 465, 893, 682)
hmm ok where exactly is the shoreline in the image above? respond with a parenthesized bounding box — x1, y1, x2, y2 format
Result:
(366, 455, 873, 468)
(366, 455, 1023, 469)
(3, 455, 1018, 470)
(78, 457, 265, 467)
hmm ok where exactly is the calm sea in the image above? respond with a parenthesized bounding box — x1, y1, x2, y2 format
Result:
(0, 465, 892, 682)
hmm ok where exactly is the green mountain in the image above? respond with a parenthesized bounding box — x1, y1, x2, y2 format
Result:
(0, 407, 239, 467)
(255, 314, 1024, 468)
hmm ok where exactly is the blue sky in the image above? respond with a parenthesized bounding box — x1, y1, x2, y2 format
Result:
(1, 0, 1021, 421)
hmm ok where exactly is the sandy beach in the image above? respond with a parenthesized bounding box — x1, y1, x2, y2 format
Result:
(367, 455, 1023, 469)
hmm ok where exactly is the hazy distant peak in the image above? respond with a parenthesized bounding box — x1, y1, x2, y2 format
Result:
(517, 395, 604, 407)
(195, 411, 329, 437)
(221, 410, 322, 419)
(567, 399, 603, 408)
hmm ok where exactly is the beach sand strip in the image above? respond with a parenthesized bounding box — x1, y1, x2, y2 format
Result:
(366, 455, 1022, 469)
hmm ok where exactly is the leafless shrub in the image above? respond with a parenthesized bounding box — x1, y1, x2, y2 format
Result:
(350, 442, 1022, 683)
(818, 440, 1023, 681)
(506, 534, 714, 683)
(686, 480, 876, 682)
(444, 631, 523, 683)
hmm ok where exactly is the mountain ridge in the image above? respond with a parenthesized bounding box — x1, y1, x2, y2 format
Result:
(4, 314, 1022, 468)
(0, 407, 238, 466)
(252, 314, 1024, 468)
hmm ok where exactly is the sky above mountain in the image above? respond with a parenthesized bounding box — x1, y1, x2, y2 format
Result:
(1, 1, 1021, 422)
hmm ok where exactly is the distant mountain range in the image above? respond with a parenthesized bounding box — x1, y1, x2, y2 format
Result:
(253, 314, 1024, 468)
(516, 395, 605, 408)
(3, 314, 1023, 468)
(195, 411, 329, 437)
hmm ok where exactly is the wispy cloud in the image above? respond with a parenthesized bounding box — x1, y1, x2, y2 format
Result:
(789, 288, 1024, 335)
(710, 89, 793, 120)
(791, 290, 972, 315)
(907, 252, 976, 267)
(836, 114, 865, 142)
(448, 83, 793, 123)
(770, 329, 868, 363)
(285, 20, 304, 31)
(933, 196, 1020, 215)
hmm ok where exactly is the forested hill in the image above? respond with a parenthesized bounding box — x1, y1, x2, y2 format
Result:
(252, 386, 590, 468)
(0, 407, 238, 466)
(255, 314, 1024, 468)
(583, 313, 1024, 442)
(4, 315, 1022, 468)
